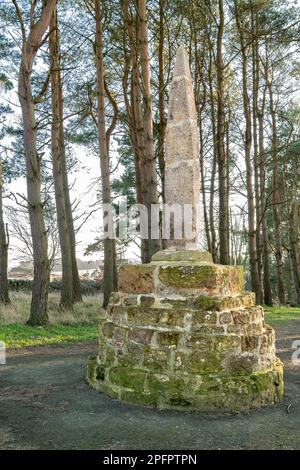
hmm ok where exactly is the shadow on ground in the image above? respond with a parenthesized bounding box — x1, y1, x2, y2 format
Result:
(0, 320, 299, 450)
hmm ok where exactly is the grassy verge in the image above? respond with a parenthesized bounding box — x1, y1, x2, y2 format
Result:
(0, 323, 98, 349)
(0, 292, 101, 349)
(0, 292, 102, 325)
(264, 305, 300, 324)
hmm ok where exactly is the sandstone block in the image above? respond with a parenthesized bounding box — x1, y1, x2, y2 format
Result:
(118, 264, 155, 294)
(144, 347, 170, 372)
(127, 307, 161, 326)
(128, 328, 153, 345)
(157, 331, 181, 348)
(158, 263, 244, 294)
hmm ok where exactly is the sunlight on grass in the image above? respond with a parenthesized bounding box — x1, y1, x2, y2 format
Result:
(264, 305, 300, 324)
(0, 293, 102, 349)
(0, 324, 98, 349)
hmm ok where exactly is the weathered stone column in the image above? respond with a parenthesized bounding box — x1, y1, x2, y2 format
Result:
(164, 46, 200, 249)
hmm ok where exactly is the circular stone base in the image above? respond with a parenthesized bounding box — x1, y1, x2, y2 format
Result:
(87, 356, 283, 411)
(87, 293, 283, 412)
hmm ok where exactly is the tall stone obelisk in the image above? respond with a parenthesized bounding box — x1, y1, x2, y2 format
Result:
(164, 47, 200, 249)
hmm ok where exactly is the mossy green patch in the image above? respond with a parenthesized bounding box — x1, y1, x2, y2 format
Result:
(158, 264, 218, 289)
(109, 367, 146, 391)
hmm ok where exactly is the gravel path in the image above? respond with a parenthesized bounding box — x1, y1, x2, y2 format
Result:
(0, 320, 299, 450)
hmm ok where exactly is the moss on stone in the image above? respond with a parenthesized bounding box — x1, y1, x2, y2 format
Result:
(158, 264, 218, 289)
(144, 347, 170, 372)
(158, 263, 244, 295)
(105, 346, 116, 365)
(186, 334, 215, 350)
(103, 322, 115, 339)
(87, 355, 97, 384)
(88, 258, 282, 412)
(190, 311, 218, 327)
(109, 367, 146, 392)
(159, 310, 187, 328)
(127, 307, 160, 326)
(89, 356, 283, 411)
(157, 331, 181, 348)
(191, 296, 219, 310)
(140, 295, 155, 307)
(151, 249, 213, 263)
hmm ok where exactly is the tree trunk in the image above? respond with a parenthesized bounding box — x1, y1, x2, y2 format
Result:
(95, 0, 117, 308)
(61, 154, 82, 302)
(235, 4, 261, 303)
(268, 80, 285, 304)
(289, 196, 300, 304)
(137, 0, 161, 261)
(122, 0, 148, 262)
(0, 163, 10, 304)
(208, 47, 218, 262)
(199, 112, 212, 253)
(251, 10, 262, 304)
(258, 111, 273, 306)
(14, 0, 56, 325)
(51, 10, 82, 303)
(216, 0, 230, 265)
(19, 64, 50, 325)
(49, 8, 73, 310)
(157, 0, 166, 202)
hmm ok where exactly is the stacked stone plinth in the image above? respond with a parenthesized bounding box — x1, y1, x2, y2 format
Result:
(88, 251, 283, 411)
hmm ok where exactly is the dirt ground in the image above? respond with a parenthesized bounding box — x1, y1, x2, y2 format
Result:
(0, 320, 299, 450)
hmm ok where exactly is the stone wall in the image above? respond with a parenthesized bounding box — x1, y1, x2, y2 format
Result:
(88, 257, 283, 412)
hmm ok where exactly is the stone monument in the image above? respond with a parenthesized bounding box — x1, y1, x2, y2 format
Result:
(87, 47, 283, 411)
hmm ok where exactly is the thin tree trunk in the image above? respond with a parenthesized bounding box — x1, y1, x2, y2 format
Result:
(199, 112, 212, 253)
(288, 196, 300, 304)
(216, 0, 229, 265)
(61, 155, 82, 302)
(95, 0, 117, 308)
(208, 47, 218, 262)
(268, 80, 285, 304)
(53, 13, 82, 303)
(14, 0, 56, 325)
(157, 0, 166, 202)
(258, 110, 273, 306)
(137, 0, 161, 260)
(235, 4, 260, 303)
(0, 163, 10, 304)
(251, 10, 262, 304)
(49, 8, 73, 310)
(122, 0, 148, 261)
(19, 64, 50, 325)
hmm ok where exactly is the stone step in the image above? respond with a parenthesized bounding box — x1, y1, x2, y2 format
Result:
(104, 304, 265, 339)
(110, 292, 256, 311)
(118, 262, 244, 296)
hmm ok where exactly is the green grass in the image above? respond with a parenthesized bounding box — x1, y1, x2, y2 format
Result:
(0, 323, 98, 349)
(0, 292, 102, 349)
(264, 305, 300, 324)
